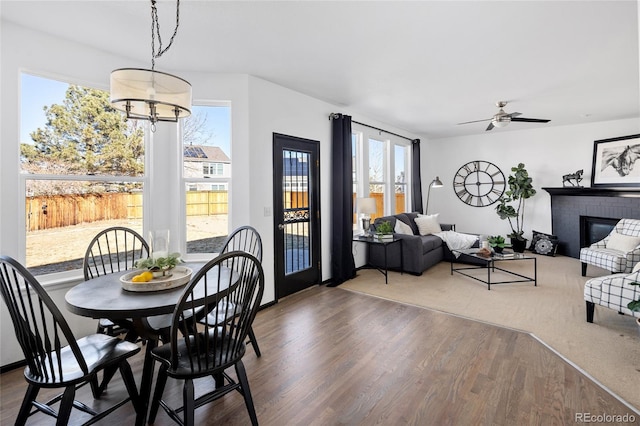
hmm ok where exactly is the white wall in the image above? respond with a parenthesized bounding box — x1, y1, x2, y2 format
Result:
(423, 118, 640, 240)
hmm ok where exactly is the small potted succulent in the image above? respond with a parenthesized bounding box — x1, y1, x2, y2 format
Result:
(487, 235, 506, 254)
(375, 220, 394, 240)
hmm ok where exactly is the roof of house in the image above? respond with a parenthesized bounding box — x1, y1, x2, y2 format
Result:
(183, 145, 230, 163)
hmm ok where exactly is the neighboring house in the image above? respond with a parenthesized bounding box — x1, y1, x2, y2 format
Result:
(183, 145, 231, 191)
(283, 156, 309, 193)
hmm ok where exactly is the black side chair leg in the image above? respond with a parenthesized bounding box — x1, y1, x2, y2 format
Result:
(93, 364, 120, 397)
(586, 301, 595, 323)
(119, 361, 141, 415)
(213, 372, 224, 389)
(16, 384, 39, 426)
(581, 262, 587, 276)
(148, 368, 168, 423)
(248, 327, 261, 357)
(183, 379, 196, 426)
(235, 360, 258, 426)
(57, 386, 76, 426)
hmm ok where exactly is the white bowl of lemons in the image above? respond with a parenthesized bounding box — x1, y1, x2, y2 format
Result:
(120, 266, 192, 292)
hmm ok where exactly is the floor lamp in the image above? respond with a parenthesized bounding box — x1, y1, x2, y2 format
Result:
(425, 176, 443, 214)
(356, 197, 377, 236)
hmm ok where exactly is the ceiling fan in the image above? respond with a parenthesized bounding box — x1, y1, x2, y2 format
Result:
(458, 101, 551, 131)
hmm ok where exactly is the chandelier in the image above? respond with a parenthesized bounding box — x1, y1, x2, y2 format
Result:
(110, 0, 192, 132)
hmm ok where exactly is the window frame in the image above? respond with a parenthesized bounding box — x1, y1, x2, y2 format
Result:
(180, 101, 232, 259)
(351, 124, 413, 231)
(17, 71, 151, 282)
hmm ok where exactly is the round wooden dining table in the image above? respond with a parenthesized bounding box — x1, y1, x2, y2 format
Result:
(65, 262, 236, 426)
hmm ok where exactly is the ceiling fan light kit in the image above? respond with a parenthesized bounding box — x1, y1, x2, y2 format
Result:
(458, 101, 550, 132)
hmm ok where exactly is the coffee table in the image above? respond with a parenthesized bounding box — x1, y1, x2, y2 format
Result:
(450, 248, 537, 290)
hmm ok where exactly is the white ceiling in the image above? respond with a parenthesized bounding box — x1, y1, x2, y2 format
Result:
(2, 0, 639, 139)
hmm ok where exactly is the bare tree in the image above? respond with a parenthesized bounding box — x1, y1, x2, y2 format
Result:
(183, 111, 215, 146)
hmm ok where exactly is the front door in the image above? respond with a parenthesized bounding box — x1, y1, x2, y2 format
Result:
(273, 133, 321, 300)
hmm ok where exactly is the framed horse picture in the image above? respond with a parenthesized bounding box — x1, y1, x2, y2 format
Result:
(591, 134, 640, 187)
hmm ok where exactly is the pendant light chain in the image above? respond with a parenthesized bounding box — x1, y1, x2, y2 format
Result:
(150, 0, 181, 71)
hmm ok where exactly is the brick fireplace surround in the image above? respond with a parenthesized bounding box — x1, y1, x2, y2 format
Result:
(544, 187, 640, 258)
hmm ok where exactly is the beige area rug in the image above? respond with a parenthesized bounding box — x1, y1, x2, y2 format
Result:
(340, 254, 640, 412)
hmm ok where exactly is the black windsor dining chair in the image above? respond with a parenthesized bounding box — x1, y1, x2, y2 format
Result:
(0, 255, 141, 426)
(83, 226, 177, 397)
(148, 251, 264, 426)
(83, 226, 149, 339)
(201, 225, 263, 357)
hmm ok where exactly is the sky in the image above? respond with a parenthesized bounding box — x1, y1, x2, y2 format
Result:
(20, 73, 231, 157)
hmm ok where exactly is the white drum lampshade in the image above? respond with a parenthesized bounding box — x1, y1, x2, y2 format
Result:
(110, 68, 192, 123)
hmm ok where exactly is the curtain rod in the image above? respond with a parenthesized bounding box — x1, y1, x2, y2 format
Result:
(329, 112, 416, 142)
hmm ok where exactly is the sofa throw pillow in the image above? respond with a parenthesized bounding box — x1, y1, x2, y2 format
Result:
(633, 261, 640, 273)
(394, 219, 413, 235)
(528, 230, 559, 256)
(415, 214, 442, 235)
(606, 232, 640, 253)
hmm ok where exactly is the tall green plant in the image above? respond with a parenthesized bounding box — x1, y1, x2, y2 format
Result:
(495, 163, 536, 241)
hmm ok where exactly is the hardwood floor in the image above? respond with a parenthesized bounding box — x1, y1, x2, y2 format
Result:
(1, 285, 636, 425)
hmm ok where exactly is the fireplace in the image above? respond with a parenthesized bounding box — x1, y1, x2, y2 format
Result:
(543, 187, 640, 258)
(580, 216, 619, 248)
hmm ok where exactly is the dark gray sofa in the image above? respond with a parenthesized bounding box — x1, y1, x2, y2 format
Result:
(368, 212, 464, 275)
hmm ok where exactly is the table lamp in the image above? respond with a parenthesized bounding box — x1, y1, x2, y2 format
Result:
(357, 197, 377, 236)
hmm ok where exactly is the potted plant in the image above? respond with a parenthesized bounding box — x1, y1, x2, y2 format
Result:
(487, 235, 506, 254)
(135, 252, 183, 277)
(628, 282, 640, 335)
(375, 220, 394, 240)
(495, 163, 537, 253)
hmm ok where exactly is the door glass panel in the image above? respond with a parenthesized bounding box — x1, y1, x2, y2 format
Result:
(282, 149, 311, 274)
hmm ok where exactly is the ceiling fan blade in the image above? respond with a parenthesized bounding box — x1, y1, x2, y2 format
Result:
(486, 122, 495, 131)
(511, 117, 551, 123)
(506, 112, 522, 118)
(457, 118, 492, 125)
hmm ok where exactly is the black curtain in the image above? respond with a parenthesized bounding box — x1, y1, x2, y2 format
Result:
(328, 114, 356, 286)
(411, 139, 424, 213)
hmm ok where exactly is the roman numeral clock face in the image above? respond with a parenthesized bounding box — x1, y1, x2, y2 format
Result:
(453, 161, 506, 207)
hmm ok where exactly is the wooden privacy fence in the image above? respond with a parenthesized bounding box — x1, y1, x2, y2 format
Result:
(26, 191, 229, 232)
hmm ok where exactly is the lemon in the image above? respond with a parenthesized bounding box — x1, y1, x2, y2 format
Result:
(131, 271, 153, 283)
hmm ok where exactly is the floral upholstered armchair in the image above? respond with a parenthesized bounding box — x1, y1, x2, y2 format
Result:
(579, 218, 640, 276)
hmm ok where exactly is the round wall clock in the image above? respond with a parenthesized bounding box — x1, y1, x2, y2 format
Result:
(453, 160, 506, 207)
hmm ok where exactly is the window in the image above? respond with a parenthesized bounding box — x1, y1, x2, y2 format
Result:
(351, 124, 412, 229)
(20, 73, 145, 275)
(183, 104, 232, 255)
(203, 162, 224, 176)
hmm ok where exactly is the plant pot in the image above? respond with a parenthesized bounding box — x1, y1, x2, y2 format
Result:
(151, 268, 174, 279)
(511, 238, 527, 253)
(493, 246, 504, 254)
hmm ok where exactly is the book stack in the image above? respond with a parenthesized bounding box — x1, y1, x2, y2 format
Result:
(494, 250, 516, 258)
